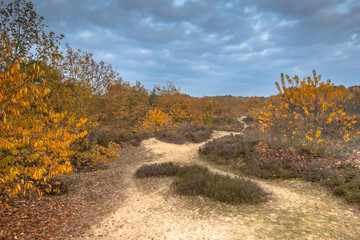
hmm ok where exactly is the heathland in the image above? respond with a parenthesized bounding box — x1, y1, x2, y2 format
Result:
(1, 1, 360, 239)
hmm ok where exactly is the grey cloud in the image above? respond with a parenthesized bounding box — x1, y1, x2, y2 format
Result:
(245, 0, 344, 18)
(12, 0, 359, 96)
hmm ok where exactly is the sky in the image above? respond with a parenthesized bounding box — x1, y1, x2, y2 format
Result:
(27, 0, 360, 97)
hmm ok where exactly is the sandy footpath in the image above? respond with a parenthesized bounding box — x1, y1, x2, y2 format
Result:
(81, 129, 360, 240)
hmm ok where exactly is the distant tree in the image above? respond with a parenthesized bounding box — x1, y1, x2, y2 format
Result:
(243, 96, 262, 112)
(93, 81, 148, 126)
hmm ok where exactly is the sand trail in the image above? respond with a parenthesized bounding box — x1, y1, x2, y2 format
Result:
(82, 130, 360, 240)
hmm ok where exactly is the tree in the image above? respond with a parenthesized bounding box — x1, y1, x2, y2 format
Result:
(243, 96, 262, 112)
(150, 83, 219, 125)
(61, 44, 120, 96)
(0, 0, 120, 198)
(252, 70, 357, 155)
(0, 0, 63, 65)
(0, 36, 87, 198)
(92, 81, 148, 126)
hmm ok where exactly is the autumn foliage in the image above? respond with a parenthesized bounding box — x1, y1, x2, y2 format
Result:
(1, 0, 359, 202)
(0, 37, 88, 197)
(252, 70, 358, 155)
(0, 1, 120, 199)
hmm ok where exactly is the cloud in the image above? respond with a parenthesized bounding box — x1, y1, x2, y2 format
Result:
(27, 0, 360, 96)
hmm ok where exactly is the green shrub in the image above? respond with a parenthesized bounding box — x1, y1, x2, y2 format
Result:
(155, 130, 186, 144)
(344, 189, 360, 204)
(172, 164, 267, 204)
(126, 134, 149, 147)
(333, 182, 360, 203)
(199, 134, 258, 163)
(204, 174, 267, 204)
(154, 124, 212, 144)
(340, 166, 358, 183)
(303, 161, 336, 183)
(241, 156, 304, 180)
(88, 127, 150, 148)
(172, 165, 209, 196)
(213, 116, 238, 125)
(177, 164, 210, 177)
(333, 184, 347, 196)
(242, 116, 253, 124)
(199, 132, 360, 205)
(135, 163, 267, 205)
(211, 116, 244, 131)
(184, 125, 212, 143)
(303, 161, 360, 204)
(198, 133, 303, 180)
(135, 162, 182, 178)
(350, 174, 360, 187)
(202, 115, 214, 125)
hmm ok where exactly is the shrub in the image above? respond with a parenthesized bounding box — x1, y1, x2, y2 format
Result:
(70, 141, 120, 172)
(303, 161, 336, 183)
(303, 161, 360, 204)
(333, 182, 360, 204)
(343, 149, 360, 170)
(251, 70, 357, 156)
(135, 162, 182, 178)
(95, 129, 119, 148)
(135, 163, 267, 204)
(88, 127, 150, 148)
(184, 125, 212, 143)
(211, 116, 244, 132)
(199, 129, 360, 205)
(126, 135, 149, 147)
(204, 174, 267, 204)
(172, 165, 209, 196)
(199, 134, 258, 164)
(243, 158, 302, 180)
(344, 190, 360, 204)
(155, 129, 186, 144)
(177, 164, 210, 177)
(44, 177, 71, 196)
(134, 108, 174, 134)
(154, 124, 212, 144)
(242, 116, 254, 124)
(200, 132, 316, 180)
(248, 141, 310, 179)
(202, 115, 214, 125)
(172, 167, 267, 204)
(88, 127, 121, 148)
(213, 116, 238, 125)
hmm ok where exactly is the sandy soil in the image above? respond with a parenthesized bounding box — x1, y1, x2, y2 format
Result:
(81, 129, 360, 240)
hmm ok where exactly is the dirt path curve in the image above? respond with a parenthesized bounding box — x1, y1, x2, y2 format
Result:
(82, 130, 360, 239)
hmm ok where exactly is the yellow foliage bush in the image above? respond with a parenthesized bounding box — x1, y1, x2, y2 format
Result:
(252, 70, 357, 155)
(71, 141, 120, 171)
(135, 108, 174, 134)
